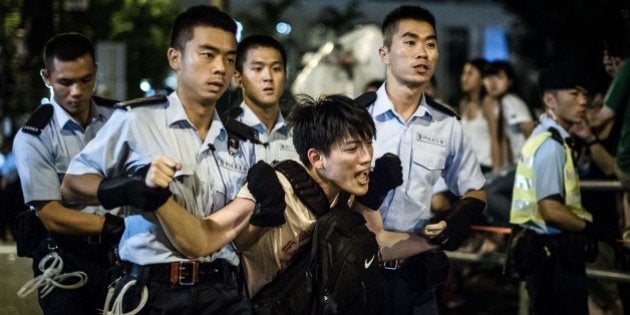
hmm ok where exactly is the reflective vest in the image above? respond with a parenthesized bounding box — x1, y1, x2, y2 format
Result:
(509, 130, 591, 234)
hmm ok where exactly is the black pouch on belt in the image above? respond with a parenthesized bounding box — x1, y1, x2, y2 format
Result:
(13, 209, 47, 258)
(401, 249, 451, 291)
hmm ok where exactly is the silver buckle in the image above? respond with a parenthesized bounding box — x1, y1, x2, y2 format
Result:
(175, 261, 199, 285)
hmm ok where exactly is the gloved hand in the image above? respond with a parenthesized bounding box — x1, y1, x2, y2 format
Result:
(248, 161, 286, 227)
(97, 165, 172, 212)
(429, 197, 485, 251)
(355, 153, 403, 210)
(101, 213, 125, 244)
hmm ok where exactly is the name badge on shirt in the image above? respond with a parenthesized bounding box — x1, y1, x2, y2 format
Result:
(416, 132, 446, 147)
(216, 156, 248, 174)
(279, 143, 295, 152)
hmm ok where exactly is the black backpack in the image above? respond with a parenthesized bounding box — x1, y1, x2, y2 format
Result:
(251, 160, 383, 315)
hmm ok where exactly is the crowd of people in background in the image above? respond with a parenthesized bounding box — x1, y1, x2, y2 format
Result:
(0, 2, 629, 315)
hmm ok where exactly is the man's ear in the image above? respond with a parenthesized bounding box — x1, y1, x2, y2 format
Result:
(40, 69, 51, 87)
(167, 47, 181, 71)
(307, 148, 324, 170)
(379, 46, 389, 65)
(234, 71, 243, 87)
(542, 92, 556, 112)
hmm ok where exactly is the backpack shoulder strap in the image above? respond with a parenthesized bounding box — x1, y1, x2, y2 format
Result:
(273, 160, 329, 217)
(21, 104, 53, 135)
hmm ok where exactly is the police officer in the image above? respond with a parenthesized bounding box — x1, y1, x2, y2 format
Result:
(13, 33, 123, 314)
(229, 34, 298, 163)
(61, 6, 254, 313)
(361, 5, 487, 314)
(510, 62, 603, 315)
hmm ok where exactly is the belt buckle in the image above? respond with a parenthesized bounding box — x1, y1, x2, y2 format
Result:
(170, 261, 199, 286)
(383, 260, 399, 270)
(87, 234, 102, 244)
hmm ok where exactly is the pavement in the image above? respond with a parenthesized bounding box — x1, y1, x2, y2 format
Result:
(0, 240, 41, 315)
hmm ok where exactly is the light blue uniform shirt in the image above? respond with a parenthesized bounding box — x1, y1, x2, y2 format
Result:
(529, 115, 570, 234)
(67, 93, 254, 266)
(13, 98, 114, 215)
(234, 102, 298, 164)
(368, 85, 485, 233)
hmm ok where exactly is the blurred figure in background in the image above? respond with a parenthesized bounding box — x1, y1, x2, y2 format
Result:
(571, 79, 624, 315)
(482, 60, 535, 225)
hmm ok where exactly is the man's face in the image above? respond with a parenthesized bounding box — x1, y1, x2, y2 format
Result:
(482, 70, 511, 97)
(602, 50, 622, 77)
(170, 26, 236, 105)
(460, 63, 483, 94)
(546, 88, 588, 128)
(318, 137, 373, 197)
(235, 46, 286, 110)
(41, 54, 96, 118)
(380, 19, 438, 88)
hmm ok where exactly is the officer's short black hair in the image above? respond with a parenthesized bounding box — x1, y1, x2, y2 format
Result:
(236, 35, 287, 72)
(43, 33, 95, 72)
(381, 5, 437, 49)
(288, 94, 376, 168)
(170, 5, 237, 51)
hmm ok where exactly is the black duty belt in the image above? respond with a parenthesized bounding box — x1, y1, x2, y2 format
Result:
(52, 233, 108, 245)
(128, 259, 235, 286)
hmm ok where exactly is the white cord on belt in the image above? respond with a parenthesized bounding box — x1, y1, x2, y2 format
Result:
(17, 251, 88, 298)
(103, 279, 149, 315)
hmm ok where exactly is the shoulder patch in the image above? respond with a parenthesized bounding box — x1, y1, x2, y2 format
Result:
(114, 95, 167, 109)
(354, 92, 377, 108)
(425, 95, 459, 119)
(92, 95, 119, 108)
(21, 104, 53, 135)
(224, 118, 264, 145)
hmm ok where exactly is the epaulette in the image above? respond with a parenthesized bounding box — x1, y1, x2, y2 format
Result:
(425, 95, 459, 119)
(547, 127, 565, 145)
(220, 106, 267, 156)
(273, 160, 329, 217)
(21, 104, 53, 135)
(114, 95, 167, 109)
(354, 92, 377, 108)
(92, 95, 119, 108)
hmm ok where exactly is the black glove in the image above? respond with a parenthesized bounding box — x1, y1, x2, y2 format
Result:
(248, 161, 286, 227)
(101, 213, 125, 244)
(97, 165, 172, 211)
(355, 153, 403, 210)
(429, 197, 486, 251)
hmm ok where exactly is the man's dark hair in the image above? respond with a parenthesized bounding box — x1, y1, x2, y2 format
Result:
(43, 33, 95, 72)
(288, 94, 376, 167)
(170, 5, 237, 51)
(236, 34, 287, 72)
(381, 5, 437, 48)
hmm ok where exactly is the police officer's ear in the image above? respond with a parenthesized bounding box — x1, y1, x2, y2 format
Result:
(307, 148, 324, 171)
(542, 91, 557, 112)
(234, 70, 243, 87)
(40, 69, 51, 88)
(379, 46, 390, 65)
(167, 47, 182, 71)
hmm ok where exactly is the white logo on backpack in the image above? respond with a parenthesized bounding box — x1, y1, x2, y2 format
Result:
(364, 255, 375, 269)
